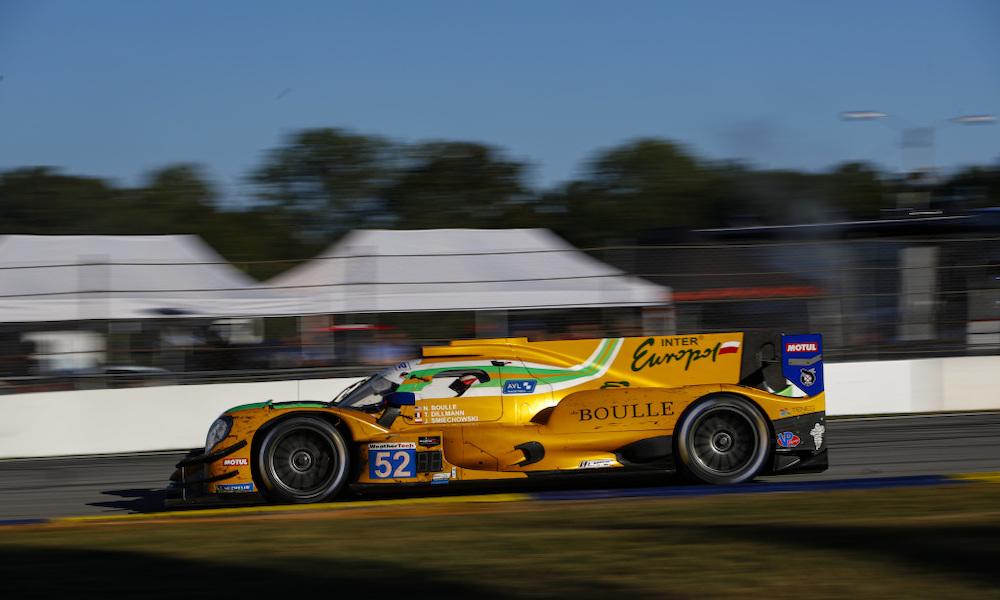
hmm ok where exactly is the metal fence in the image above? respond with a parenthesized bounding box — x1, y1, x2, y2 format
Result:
(2, 233, 998, 394)
(608, 235, 1000, 361)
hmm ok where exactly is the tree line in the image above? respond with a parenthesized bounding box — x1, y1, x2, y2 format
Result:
(2, 128, 998, 279)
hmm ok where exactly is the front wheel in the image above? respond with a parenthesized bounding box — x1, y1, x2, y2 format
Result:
(675, 395, 770, 484)
(256, 417, 350, 503)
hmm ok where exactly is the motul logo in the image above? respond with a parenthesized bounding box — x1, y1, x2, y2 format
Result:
(785, 342, 818, 353)
(223, 458, 249, 466)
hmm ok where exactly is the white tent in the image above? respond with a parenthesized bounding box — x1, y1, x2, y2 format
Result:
(266, 228, 671, 313)
(0, 235, 311, 322)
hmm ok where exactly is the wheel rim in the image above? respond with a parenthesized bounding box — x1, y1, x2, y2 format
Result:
(267, 427, 340, 498)
(689, 407, 759, 476)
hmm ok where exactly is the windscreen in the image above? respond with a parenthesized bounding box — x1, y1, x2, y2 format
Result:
(331, 360, 418, 411)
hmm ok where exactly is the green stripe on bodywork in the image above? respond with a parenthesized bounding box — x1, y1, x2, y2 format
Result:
(226, 400, 328, 414)
(226, 401, 271, 412)
(522, 338, 622, 384)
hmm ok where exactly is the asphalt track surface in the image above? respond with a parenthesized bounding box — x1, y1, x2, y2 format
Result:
(1, 412, 999, 523)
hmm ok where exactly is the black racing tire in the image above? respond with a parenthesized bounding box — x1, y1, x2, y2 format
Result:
(674, 394, 770, 485)
(256, 417, 350, 503)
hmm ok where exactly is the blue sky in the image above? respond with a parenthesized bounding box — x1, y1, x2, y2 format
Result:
(1, 1, 997, 204)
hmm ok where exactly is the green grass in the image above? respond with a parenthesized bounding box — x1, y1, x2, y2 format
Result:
(2, 484, 999, 599)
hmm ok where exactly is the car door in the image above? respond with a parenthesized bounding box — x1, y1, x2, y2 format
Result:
(489, 358, 556, 423)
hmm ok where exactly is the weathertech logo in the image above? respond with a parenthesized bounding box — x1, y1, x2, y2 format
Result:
(785, 342, 818, 353)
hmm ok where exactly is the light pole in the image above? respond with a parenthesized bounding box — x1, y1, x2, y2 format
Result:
(841, 111, 996, 180)
(841, 111, 996, 343)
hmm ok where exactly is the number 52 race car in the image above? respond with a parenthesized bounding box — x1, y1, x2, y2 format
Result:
(168, 332, 827, 506)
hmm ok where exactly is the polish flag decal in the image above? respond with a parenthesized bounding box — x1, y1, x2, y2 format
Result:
(719, 340, 741, 355)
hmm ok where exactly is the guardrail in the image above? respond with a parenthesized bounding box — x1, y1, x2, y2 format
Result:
(1, 355, 998, 459)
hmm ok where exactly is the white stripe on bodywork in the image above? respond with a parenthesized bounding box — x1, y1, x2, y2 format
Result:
(518, 338, 624, 392)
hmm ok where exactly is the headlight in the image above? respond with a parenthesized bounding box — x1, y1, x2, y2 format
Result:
(205, 416, 233, 452)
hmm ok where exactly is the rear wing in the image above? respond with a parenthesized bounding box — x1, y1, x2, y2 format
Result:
(739, 332, 823, 397)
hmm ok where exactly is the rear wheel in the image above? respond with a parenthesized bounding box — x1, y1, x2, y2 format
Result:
(675, 395, 769, 484)
(257, 417, 350, 503)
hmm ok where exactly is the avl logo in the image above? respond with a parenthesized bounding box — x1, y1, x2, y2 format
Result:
(503, 380, 537, 394)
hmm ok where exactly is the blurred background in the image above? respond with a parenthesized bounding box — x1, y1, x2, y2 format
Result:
(1, 1, 997, 393)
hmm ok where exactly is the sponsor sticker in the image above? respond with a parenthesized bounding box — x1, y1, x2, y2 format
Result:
(785, 342, 818, 353)
(418, 436, 441, 447)
(578, 459, 616, 469)
(800, 367, 817, 387)
(369, 442, 416, 451)
(781, 334, 823, 394)
(778, 405, 817, 417)
(776, 432, 801, 448)
(810, 423, 826, 449)
(222, 458, 249, 466)
(576, 401, 673, 421)
(503, 379, 537, 394)
(217, 483, 254, 493)
(369, 442, 417, 480)
(431, 472, 451, 484)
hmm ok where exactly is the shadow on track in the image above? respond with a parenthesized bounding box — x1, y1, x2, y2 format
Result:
(152, 472, 684, 513)
(89, 488, 168, 514)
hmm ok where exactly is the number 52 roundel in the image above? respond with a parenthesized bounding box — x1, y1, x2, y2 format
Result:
(368, 442, 417, 479)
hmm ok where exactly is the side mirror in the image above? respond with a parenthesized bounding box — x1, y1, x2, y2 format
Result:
(385, 392, 416, 406)
(377, 392, 416, 428)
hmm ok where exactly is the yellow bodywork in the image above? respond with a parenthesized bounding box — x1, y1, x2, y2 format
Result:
(178, 333, 826, 500)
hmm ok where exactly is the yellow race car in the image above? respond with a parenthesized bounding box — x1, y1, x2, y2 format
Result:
(168, 332, 827, 506)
